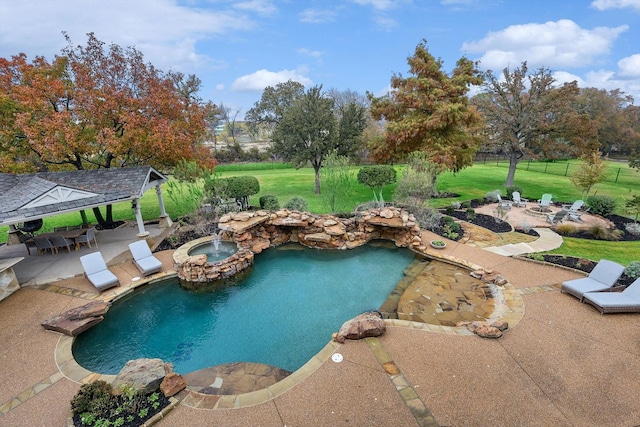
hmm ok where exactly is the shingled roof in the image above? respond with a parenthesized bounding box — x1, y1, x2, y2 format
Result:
(0, 166, 167, 226)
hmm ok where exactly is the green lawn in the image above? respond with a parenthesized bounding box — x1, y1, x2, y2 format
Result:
(2, 160, 638, 265)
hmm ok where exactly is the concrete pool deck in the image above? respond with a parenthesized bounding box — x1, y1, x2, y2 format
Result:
(1, 225, 640, 426)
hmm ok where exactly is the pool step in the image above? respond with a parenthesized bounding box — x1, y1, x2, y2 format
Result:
(379, 258, 430, 319)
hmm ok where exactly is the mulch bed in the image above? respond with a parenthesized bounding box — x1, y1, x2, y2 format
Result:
(444, 210, 513, 233)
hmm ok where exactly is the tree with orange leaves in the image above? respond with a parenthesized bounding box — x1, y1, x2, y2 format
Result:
(0, 33, 215, 174)
(368, 40, 484, 173)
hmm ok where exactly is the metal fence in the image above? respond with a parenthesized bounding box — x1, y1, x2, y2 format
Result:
(473, 153, 638, 186)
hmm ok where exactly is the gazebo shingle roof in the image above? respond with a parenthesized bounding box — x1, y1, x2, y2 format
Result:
(0, 166, 167, 225)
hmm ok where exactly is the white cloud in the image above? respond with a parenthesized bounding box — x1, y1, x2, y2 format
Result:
(231, 69, 313, 91)
(298, 48, 323, 59)
(463, 19, 628, 70)
(215, 84, 226, 90)
(591, 0, 640, 11)
(352, 0, 395, 10)
(374, 16, 398, 31)
(617, 54, 640, 77)
(299, 9, 337, 23)
(0, 0, 254, 72)
(233, 0, 277, 15)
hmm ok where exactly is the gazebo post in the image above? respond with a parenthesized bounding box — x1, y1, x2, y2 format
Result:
(155, 184, 173, 228)
(132, 199, 149, 238)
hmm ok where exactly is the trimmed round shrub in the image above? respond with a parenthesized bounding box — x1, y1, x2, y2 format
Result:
(70, 380, 114, 416)
(259, 195, 279, 210)
(284, 196, 308, 212)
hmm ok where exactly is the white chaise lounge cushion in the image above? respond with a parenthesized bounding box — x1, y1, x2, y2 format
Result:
(129, 240, 162, 276)
(79, 252, 119, 291)
(560, 259, 625, 301)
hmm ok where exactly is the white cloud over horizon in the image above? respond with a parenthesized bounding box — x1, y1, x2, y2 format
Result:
(231, 68, 313, 91)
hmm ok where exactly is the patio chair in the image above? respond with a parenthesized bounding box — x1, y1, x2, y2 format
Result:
(79, 252, 119, 292)
(562, 200, 588, 222)
(128, 240, 163, 276)
(582, 278, 640, 314)
(583, 277, 640, 314)
(75, 227, 97, 249)
(496, 194, 512, 210)
(511, 191, 528, 208)
(537, 193, 553, 211)
(560, 259, 625, 301)
(50, 234, 73, 253)
(33, 236, 56, 255)
(546, 210, 569, 225)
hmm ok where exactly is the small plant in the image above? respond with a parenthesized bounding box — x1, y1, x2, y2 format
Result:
(445, 205, 455, 215)
(586, 195, 617, 217)
(405, 206, 442, 230)
(465, 208, 476, 221)
(625, 222, 640, 236)
(520, 218, 532, 233)
(587, 224, 622, 241)
(451, 201, 461, 209)
(625, 194, 640, 222)
(485, 189, 501, 203)
(529, 253, 545, 262)
(555, 223, 577, 235)
(625, 261, 640, 279)
(492, 206, 509, 223)
(431, 240, 446, 247)
(259, 194, 280, 210)
(284, 196, 308, 211)
(138, 407, 149, 418)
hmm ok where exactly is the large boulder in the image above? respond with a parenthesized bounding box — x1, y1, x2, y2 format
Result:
(334, 311, 386, 343)
(112, 358, 170, 394)
(41, 301, 110, 336)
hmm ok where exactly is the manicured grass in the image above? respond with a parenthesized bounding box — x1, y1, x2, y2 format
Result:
(542, 237, 640, 266)
(1, 160, 638, 267)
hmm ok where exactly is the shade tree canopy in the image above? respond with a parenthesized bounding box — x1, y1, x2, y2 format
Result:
(368, 40, 484, 172)
(0, 33, 215, 174)
(472, 61, 596, 186)
(270, 85, 367, 194)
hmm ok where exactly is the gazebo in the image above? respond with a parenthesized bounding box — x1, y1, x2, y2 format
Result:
(0, 166, 173, 244)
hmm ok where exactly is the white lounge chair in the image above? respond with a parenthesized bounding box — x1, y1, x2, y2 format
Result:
(560, 259, 626, 301)
(537, 193, 553, 211)
(80, 252, 119, 292)
(512, 191, 528, 208)
(129, 240, 163, 276)
(582, 278, 640, 314)
(562, 200, 588, 222)
(496, 194, 512, 210)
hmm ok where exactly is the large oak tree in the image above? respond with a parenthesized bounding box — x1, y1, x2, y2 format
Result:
(473, 62, 596, 186)
(368, 40, 484, 172)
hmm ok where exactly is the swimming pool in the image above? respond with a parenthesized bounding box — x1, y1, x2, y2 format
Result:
(73, 242, 415, 374)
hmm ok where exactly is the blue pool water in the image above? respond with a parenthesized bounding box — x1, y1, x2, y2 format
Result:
(73, 242, 415, 374)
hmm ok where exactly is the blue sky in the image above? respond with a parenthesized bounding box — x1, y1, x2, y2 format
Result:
(1, 0, 639, 116)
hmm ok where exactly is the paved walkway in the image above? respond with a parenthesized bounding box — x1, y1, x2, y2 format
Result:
(483, 227, 564, 256)
(1, 221, 640, 426)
